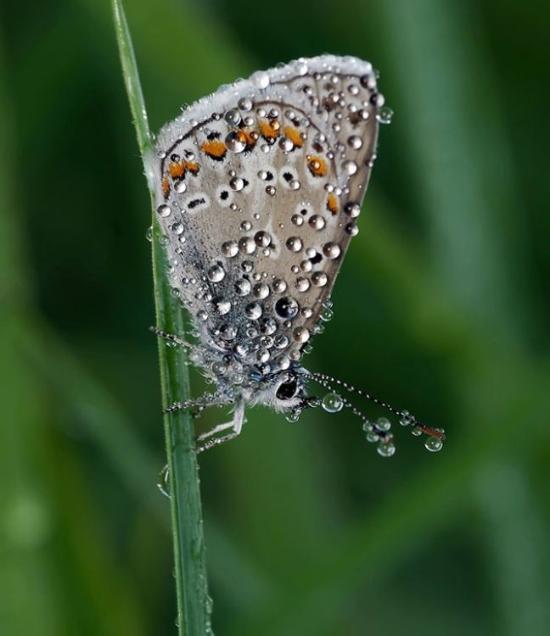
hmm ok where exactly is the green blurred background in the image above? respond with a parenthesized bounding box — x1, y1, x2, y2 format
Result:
(1, 1, 549, 634)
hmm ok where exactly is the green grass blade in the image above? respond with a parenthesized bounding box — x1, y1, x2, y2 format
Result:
(111, 1, 212, 633)
(111, 0, 151, 156)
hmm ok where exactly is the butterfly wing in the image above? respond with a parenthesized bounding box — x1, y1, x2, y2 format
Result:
(151, 55, 381, 374)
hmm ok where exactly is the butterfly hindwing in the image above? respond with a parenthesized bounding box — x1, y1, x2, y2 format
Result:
(152, 55, 381, 373)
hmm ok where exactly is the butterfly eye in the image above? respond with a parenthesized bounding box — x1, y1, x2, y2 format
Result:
(276, 377, 298, 400)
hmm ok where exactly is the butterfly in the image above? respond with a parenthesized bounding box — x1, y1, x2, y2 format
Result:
(148, 55, 445, 456)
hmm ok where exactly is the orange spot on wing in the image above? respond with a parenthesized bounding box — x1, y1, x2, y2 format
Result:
(240, 129, 258, 148)
(161, 176, 170, 198)
(327, 192, 339, 215)
(283, 126, 304, 148)
(168, 161, 185, 179)
(259, 119, 280, 141)
(201, 139, 227, 160)
(184, 160, 200, 175)
(306, 154, 328, 177)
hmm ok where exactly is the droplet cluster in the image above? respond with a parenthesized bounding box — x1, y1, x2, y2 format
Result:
(152, 56, 395, 415)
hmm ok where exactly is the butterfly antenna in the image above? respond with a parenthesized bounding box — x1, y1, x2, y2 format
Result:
(306, 370, 445, 452)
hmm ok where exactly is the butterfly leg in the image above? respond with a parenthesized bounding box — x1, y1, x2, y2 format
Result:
(150, 325, 193, 350)
(164, 393, 227, 415)
(196, 401, 245, 453)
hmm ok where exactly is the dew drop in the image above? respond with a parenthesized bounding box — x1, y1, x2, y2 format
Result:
(377, 441, 396, 457)
(245, 302, 262, 320)
(376, 417, 391, 432)
(234, 278, 251, 296)
(424, 436, 444, 452)
(225, 131, 246, 153)
(286, 410, 301, 423)
(286, 236, 303, 252)
(279, 137, 294, 152)
(157, 464, 170, 498)
(239, 236, 256, 255)
(207, 263, 225, 283)
(346, 222, 359, 236)
(254, 231, 271, 247)
(252, 71, 270, 89)
(230, 176, 245, 191)
(260, 318, 277, 335)
(292, 326, 310, 343)
(274, 334, 289, 349)
(225, 108, 241, 126)
(399, 410, 415, 427)
(214, 299, 231, 315)
(322, 392, 343, 413)
(311, 271, 328, 287)
(157, 204, 171, 218)
(323, 242, 341, 259)
(376, 106, 394, 124)
(175, 180, 187, 193)
(238, 97, 253, 111)
(222, 240, 239, 257)
(348, 136, 363, 150)
(296, 60, 308, 76)
(275, 296, 299, 319)
(309, 215, 326, 231)
(253, 283, 270, 299)
(342, 160, 358, 176)
(345, 202, 361, 218)
(272, 278, 287, 293)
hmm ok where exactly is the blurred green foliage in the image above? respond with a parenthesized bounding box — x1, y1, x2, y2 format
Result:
(1, 1, 549, 635)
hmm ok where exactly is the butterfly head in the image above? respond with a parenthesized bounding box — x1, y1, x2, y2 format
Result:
(243, 365, 313, 415)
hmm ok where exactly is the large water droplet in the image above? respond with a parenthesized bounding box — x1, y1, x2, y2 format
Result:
(311, 271, 328, 287)
(348, 135, 363, 150)
(293, 326, 310, 343)
(207, 263, 225, 283)
(424, 436, 444, 452)
(377, 441, 396, 457)
(323, 242, 341, 259)
(225, 131, 246, 153)
(230, 176, 245, 191)
(275, 296, 299, 319)
(376, 417, 391, 432)
(234, 278, 251, 296)
(222, 240, 238, 258)
(225, 108, 241, 126)
(239, 236, 256, 255)
(245, 302, 262, 320)
(254, 231, 271, 247)
(286, 236, 303, 252)
(322, 392, 343, 413)
(238, 97, 253, 111)
(342, 160, 358, 176)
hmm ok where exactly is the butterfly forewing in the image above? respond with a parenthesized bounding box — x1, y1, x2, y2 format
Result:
(152, 55, 380, 375)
